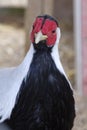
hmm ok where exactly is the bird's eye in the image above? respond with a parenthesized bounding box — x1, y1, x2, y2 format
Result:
(52, 30, 56, 33)
(33, 25, 35, 30)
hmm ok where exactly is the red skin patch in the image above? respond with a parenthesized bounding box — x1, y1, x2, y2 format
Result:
(30, 18, 58, 46)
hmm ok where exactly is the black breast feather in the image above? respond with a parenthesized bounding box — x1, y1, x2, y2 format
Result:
(8, 50, 75, 130)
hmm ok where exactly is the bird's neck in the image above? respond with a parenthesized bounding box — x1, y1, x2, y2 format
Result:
(17, 42, 66, 83)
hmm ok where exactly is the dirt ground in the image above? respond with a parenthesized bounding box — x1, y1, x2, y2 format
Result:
(0, 16, 87, 130)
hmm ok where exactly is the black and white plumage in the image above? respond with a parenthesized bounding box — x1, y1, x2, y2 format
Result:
(0, 15, 75, 130)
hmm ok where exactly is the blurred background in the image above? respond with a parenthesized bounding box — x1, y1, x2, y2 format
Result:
(0, 0, 87, 130)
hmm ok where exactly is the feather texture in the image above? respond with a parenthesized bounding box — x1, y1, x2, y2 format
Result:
(0, 44, 34, 122)
(8, 44, 75, 130)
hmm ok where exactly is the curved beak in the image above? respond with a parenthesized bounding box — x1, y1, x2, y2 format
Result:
(35, 31, 48, 44)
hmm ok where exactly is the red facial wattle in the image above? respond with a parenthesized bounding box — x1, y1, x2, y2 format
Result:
(30, 18, 58, 46)
(30, 18, 44, 43)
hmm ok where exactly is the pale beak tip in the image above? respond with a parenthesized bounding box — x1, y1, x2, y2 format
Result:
(35, 31, 48, 44)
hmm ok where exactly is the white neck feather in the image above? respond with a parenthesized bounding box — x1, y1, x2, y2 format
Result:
(51, 27, 72, 89)
(51, 28, 65, 75)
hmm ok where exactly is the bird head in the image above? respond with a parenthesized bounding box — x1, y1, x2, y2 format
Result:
(30, 15, 61, 50)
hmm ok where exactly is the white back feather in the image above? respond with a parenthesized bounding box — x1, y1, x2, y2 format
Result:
(0, 44, 35, 122)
